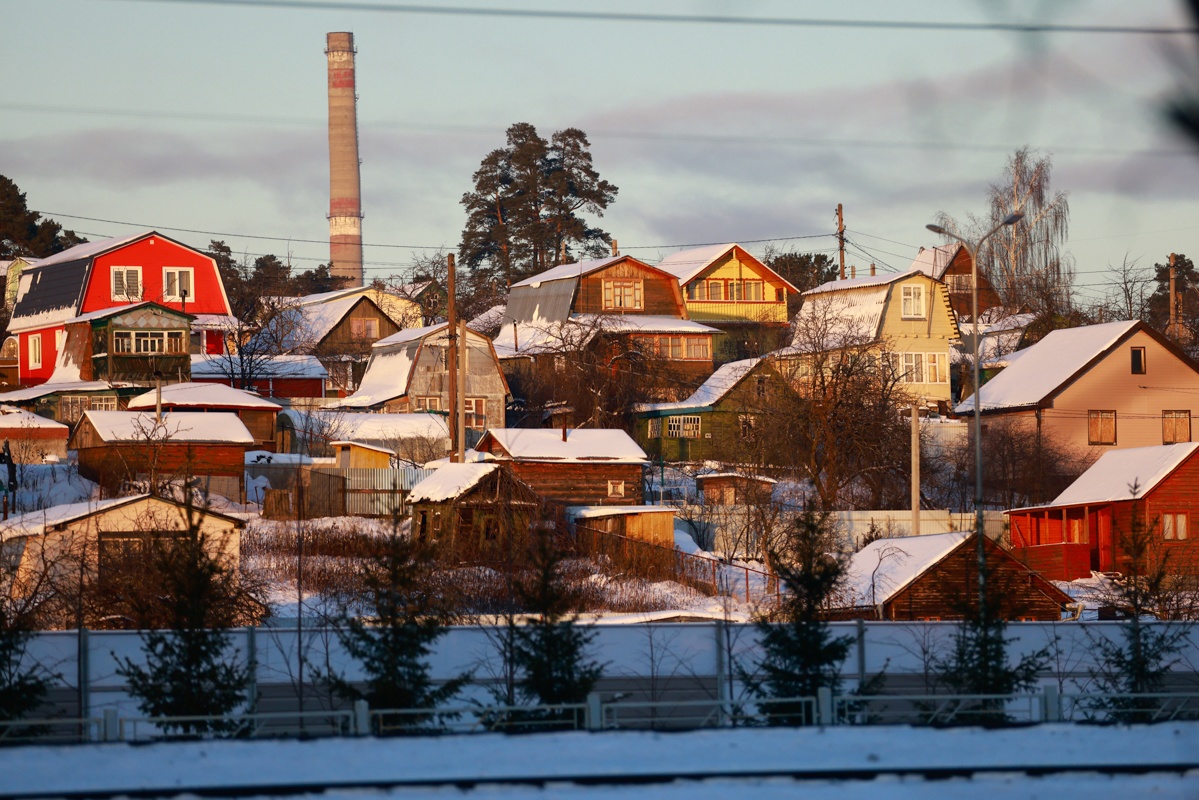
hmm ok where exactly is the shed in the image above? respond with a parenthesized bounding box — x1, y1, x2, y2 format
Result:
(0, 405, 69, 462)
(569, 505, 676, 547)
(127, 382, 281, 452)
(69, 410, 254, 499)
(330, 440, 395, 469)
(696, 473, 777, 506)
(833, 531, 1073, 621)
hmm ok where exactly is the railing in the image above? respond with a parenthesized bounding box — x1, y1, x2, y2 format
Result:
(8, 688, 1199, 745)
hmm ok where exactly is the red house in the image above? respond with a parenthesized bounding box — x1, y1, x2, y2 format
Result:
(8, 231, 232, 386)
(1007, 442, 1199, 581)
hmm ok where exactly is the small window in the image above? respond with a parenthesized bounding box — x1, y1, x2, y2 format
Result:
(465, 397, 487, 430)
(901, 352, 924, 383)
(744, 280, 764, 301)
(667, 415, 702, 439)
(91, 396, 117, 411)
(350, 318, 379, 340)
(1164, 410, 1191, 445)
(607, 480, 625, 498)
(707, 280, 724, 301)
(113, 331, 132, 354)
(901, 284, 926, 319)
(1088, 410, 1117, 445)
(163, 268, 194, 302)
(59, 396, 89, 424)
(685, 336, 710, 360)
(1163, 512, 1188, 541)
(112, 267, 142, 301)
(647, 418, 662, 438)
(739, 414, 756, 439)
(602, 279, 643, 310)
(415, 396, 441, 412)
(28, 334, 41, 369)
(1131, 347, 1146, 375)
(926, 352, 948, 384)
(755, 376, 768, 398)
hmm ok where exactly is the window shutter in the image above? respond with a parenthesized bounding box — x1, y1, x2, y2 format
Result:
(113, 269, 125, 298)
(126, 270, 140, 299)
(1089, 413, 1101, 443)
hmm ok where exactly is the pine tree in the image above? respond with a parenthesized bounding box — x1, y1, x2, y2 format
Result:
(0, 604, 52, 725)
(747, 510, 853, 725)
(115, 516, 257, 736)
(319, 535, 468, 732)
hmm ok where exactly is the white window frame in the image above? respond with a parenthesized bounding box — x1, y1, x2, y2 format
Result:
(350, 317, 380, 340)
(111, 266, 143, 301)
(28, 334, 42, 370)
(163, 267, 194, 302)
(901, 352, 924, 384)
(901, 284, 926, 319)
(667, 415, 702, 439)
(607, 480, 626, 498)
(647, 418, 662, 438)
(926, 352, 948, 384)
(602, 279, 643, 310)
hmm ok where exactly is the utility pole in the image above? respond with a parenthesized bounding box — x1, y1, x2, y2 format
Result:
(446, 253, 460, 463)
(457, 319, 466, 463)
(911, 401, 921, 537)
(837, 203, 846, 280)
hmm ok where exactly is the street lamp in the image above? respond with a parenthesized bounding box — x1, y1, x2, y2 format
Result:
(924, 212, 1022, 622)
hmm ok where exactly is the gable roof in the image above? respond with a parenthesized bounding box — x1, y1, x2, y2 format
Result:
(79, 410, 254, 444)
(257, 294, 367, 350)
(1026, 442, 1199, 508)
(407, 462, 499, 503)
(510, 256, 625, 288)
(0, 494, 244, 541)
(127, 382, 281, 411)
(656, 243, 800, 292)
(907, 243, 965, 281)
(842, 532, 971, 606)
(955, 319, 1145, 413)
(505, 256, 679, 324)
(635, 357, 762, 413)
(478, 428, 648, 463)
(278, 409, 450, 442)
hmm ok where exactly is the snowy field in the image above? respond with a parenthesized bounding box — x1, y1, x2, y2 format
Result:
(3, 723, 1196, 799)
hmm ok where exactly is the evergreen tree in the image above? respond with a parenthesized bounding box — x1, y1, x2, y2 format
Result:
(114, 512, 258, 736)
(0, 604, 53, 725)
(0, 175, 86, 259)
(459, 123, 617, 288)
(319, 535, 468, 732)
(762, 247, 838, 318)
(747, 510, 853, 725)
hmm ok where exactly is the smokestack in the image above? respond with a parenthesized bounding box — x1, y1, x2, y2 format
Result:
(326, 32, 364, 285)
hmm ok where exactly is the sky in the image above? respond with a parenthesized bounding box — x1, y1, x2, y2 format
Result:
(6, 0, 1199, 307)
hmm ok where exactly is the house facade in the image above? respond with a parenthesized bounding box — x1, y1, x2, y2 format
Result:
(956, 320, 1199, 457)
(190, 354, 329, 402)
(8, 231, 233, 386)
(909, 243, 1003, 321)
(337, 323, 510, 438)
(1007, 443, 1199, 580)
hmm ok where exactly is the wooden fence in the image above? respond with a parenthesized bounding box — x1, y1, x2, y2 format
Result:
(256, 466, 434, 520)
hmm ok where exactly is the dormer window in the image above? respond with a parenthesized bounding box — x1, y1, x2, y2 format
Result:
(112, 267, 142, 301)
(901, 285, 926, 319)
(603, 279, 642, 310)
(164, 268, 194, 302)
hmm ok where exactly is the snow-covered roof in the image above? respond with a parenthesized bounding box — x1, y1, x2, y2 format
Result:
(191, 354, 329, 379)
(0, 495, 154, 541)
(407, 462, 498, 503)
(127, 382, 281, 411)
(510, 256, 623, 288)
(330, 440, 396, 456)
(636, 358, 761, 413)
(0, 406, 68, 431)
(956, 320, 1141, 413)
(569, 505, 676, 520)
(468, 304, 507, 332)
(842, 532, 970, 607)
(372, 322, 445, 349)
(190, 314, 239, 331)
(280, 294, 362, 348)
(0, 380, 116, 403)
(492, 315, 717, 359)
(907, 244, 962, 280)
(1029, 443, 1199, 508)
(67, 301, 190, 326)
(481, 428, 648, 463)
(655, 243, 800, 292)
(26, 231, 150, 270)
(81, 410, 255, 444)
(337, 347, 418, 408)
(803, 268, 923, 296)
(279, 409, 450, 442)
(955, 313, 1036, 367)
(695, 472, 777, 484)
(785, 286, 890, 352)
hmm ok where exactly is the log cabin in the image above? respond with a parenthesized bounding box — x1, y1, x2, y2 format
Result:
(126, 381, 281, 453)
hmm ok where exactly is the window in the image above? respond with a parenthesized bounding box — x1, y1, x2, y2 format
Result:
(1131, 347, 1146, 375)
(947, 274, 973, 293)
(739, 414, 756, 439)
(163, 268, 194, 301)
(706, 280, 724, 301)
(602, 279, 642, 309)
(901, 352, 925, 383)
(1164, 410, 1191, 445)
(1163, 512, 1188, 540)
(636, 334, 710, 361)
(415, 396, 441, 412)
(756, 376, 769, 398)
(607, 480, 626, 498)
(111, 267, 142, 301)
(465, 397, 486, 430)
(350, 318, 380, 340)
(926, 352, 948, 384)
(647, 418, 662, 438)
(28, 334, 41, 369)
(685, 337, 710, 360)
(116, 330, 185, 355)
(667, 415, 702, 438)
(91, 396, 117, 411)
(60, 396, 90, 424)
(744, 280, 764, 301)
(1088, 410, 1117, 445)
(901, 284, 926, 319)
(727, 280, 743, 301)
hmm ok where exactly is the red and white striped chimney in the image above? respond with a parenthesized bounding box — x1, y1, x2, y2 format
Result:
(326, 32, 364, 285)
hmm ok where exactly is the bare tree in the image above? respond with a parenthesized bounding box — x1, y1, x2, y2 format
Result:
(1097, 254, 1154, 324)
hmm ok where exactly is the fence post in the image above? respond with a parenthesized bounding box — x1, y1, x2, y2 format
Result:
(714, 619, 728, 725)
(1042, 685, 1060, 723)
(856, 619, 867, 686)
(585, 692, 603, 731)
(353, 699, 370, 736)
(744, 565, 750, 603)
(817, 687, 833, 726)
(103, 708, 120, 742)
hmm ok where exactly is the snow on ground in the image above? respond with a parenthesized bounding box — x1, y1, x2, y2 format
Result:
(13, 463, 98, 513)
(2, 723, 1195, 799)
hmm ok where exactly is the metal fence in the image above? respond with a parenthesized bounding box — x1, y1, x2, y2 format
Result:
(7, 688, 1198, 744)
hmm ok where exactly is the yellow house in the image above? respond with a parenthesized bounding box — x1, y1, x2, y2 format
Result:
(656, 244, 798, 328)
(0, 494, 243, 601)
(782, 269, 960, 406)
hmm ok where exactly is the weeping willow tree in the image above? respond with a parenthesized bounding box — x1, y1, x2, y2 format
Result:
(936, 148, 1073, 322)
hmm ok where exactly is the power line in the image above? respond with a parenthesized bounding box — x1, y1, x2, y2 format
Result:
(121, 1, 1199, 36)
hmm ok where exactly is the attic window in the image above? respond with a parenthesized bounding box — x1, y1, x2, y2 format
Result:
(163, 268, 194, 302)
(112, 267, 142, 301)
(1131, 347, 1146, 375)
(603, 279, 643, 310)
(901, 285, 926, 319)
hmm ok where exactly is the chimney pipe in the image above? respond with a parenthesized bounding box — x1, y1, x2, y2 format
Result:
(850, 264, 856, 279)
(326, 32, 364, 285)
(870, 263, 876, 277)
(610, 239, 619, 257)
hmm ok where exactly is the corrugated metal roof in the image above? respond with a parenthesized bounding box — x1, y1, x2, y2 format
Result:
(9, 258, 91, 330)
(505, 278, 578, 323)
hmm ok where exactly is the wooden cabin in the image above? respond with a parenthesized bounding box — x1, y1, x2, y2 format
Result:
(70, 409, 254, 499)
(1007, 442, 1199, 581)
(569, 505, 676, 548)
(126, 382, 281, 452)
(834, 531, 1073, 621)
(474, 427, 648, 506)
(330, 440, 394, 469)
(696, 473, 776, 506)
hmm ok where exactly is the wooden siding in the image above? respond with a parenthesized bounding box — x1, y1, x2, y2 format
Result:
(317, 296, 401, 350)
(573, 261, 686, 317)
(506, 461, 644, 506)
(885, 538, 1068, 621)
(76, 442, 247, 496)
(941, 247, 1002, 319)
(681, 248, 791, 325)
(402, 333, 508, 429)
(83, 236, 231, 317)
(878, 274, 958, 405)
